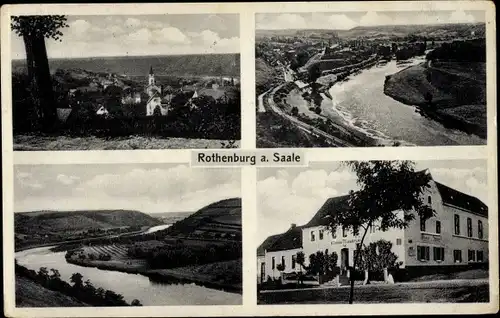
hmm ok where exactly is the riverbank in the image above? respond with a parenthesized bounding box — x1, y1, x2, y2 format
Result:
(67, 256, 242, 294)
(384, 63, 486, 139)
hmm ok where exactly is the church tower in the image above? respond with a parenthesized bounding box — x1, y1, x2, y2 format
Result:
(148, 66, 155, 86)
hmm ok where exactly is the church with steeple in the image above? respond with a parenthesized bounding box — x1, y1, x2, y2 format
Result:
(146, 66, 161, 97)
(145, 66, 169, 116)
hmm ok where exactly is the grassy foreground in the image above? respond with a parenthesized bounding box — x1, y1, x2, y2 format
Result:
(258, 279, 489, 304)
(14, 134, 240, 150)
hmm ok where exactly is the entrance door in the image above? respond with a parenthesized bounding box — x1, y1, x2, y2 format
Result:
(341, 248, 349, 274)
(260, 262, 266, 283)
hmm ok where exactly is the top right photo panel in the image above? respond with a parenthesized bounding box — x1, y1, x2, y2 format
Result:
(255, 10, 487, 148)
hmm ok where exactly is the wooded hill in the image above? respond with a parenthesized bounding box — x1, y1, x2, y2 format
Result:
(15, 210, 162, 234)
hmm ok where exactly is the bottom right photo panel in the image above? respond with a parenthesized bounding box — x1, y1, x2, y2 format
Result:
(256, 159, 488, 304)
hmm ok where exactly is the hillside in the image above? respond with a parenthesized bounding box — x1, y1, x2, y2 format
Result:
(16, 276, 89, 307)
(12, 53, 241, 77)
(15, 210, 162, 234)
(150, 212, 195, 224)
(162, 198, 242, 239)
(257, 23, 485, 40)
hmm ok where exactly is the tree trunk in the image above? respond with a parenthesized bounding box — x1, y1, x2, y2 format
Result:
(363, 269, 369, 285)
(23, 33, 41, 128)
(383, 267, 388, 283)
(30, 33, 57, 132)
(349, 224, 370, 304)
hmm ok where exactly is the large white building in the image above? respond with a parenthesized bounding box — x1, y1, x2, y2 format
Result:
(257, 171, 488, 283)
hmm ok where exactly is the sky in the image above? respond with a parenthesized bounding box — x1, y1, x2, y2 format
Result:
(256, 10, 485, 30)
(257, 160, 488, 239)
(11, 14, 240, 59)
(14, 163, 241, 214)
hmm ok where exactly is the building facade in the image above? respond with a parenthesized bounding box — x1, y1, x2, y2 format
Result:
(257, 171, 488, 283)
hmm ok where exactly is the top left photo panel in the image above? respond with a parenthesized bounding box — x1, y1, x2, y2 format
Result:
(10, 14, 241, 150)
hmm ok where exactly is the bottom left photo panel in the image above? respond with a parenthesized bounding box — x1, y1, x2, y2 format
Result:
(12, 163, 242, 307)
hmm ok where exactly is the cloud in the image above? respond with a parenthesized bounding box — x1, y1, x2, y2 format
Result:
(257, 13, 308, 30)
(449, 10, 476, 23)
(430, 167, 487, 204)
(125, 18, 142, 28)
(326, 14, 358, 30)
(15, 165, 241, 213)
(70, 19, 92, 34)
(11, 16, 240, 58)
(257, 168, 358, 239)
(154, 27, 189, 43)
(257, 10, 479, 31)
(200, 29, 220, 45)
(56, 174, 80, 185)
(359, 11, 394, 27)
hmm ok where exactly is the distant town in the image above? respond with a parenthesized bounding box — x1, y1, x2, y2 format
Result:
(256, 23, 486, 148)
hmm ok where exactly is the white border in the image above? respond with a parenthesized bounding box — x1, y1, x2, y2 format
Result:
(2, 1, 498, 317)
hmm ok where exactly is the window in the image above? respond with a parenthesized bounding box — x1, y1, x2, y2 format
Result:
(353, 226, 359, 236)
(435, 221, 441, 234)
(310, 231, 316, 242)
(281, 256, 286, 267)
(272, 257, 275, 269)
(420, 217, 426, 232)
(433, 247, 445, 261)
(467, 217, 472, 237)
(342, 226, 347, 237)
(292, 255, 296, 269)
(453, 250, 462, 263)
(454, 215, 460, 235)
(477, 251, 484, 262)
(331, 227, 337, 239)
(396, 238, 402, 245)
(427, 196, 432, 205)
(370, 225, 376, 233)
(417, 246, 430, 261)
(468, 250, 476, 262)
(319, 229, 324, 240)
(478, 220, 483, 239)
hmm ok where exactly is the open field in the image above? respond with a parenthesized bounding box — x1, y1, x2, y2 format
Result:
(258, 279, 489, 304)
(14, 134, 240, 151)
(16, 276, 89, 307)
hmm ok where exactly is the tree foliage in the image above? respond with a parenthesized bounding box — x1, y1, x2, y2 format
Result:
(327, 161, 435, 234)
(11, 15, 68, 40)
(15, 263, 138, 306)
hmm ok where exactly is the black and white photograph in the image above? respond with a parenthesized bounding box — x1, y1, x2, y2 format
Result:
(14, 163, 242, 306)
(255, 11, 487, 147)
(257, 160, 489, 304)
(11, 14, 241, 150)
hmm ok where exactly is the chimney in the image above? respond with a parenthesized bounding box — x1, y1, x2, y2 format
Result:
(290, 223, 296, 229)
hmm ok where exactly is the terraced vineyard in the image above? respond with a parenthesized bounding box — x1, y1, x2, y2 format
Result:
(80, 244, 129, 260)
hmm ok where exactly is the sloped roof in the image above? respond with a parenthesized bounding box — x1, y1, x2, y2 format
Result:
(257, 233, 282, 256)
(304, 195, 350, 228)
(260, 226, 303, 253)
(435, 181, 488, 217)
(199, 88, 225, 100)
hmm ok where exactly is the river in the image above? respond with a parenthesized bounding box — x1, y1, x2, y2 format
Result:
(143, 224, 171, 234)
(327, 59, 485, 146)
(16, 246, 241, 306)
